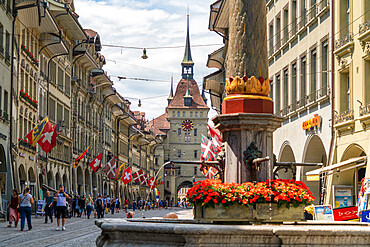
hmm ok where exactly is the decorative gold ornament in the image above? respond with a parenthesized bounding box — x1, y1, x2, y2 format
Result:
(225, 76, 271, 96)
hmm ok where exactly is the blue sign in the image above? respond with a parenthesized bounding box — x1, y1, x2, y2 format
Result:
(37, 200, 45, 215)
(360, 210, 370, 222)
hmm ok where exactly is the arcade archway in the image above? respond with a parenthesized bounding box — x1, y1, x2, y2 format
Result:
(276, 144, 295, 179)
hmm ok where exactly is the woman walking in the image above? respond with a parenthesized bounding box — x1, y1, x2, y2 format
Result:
(86, 195, 93, 219)
(7, 188, 19, 227)
(19, 187, 34, 231)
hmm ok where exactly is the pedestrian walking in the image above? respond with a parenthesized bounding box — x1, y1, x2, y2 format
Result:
(55, 185, 70, 231)
(72, 195, 77, 217)
(44, 191, 54, 223)
(124, 198, 129, 213)
(86, 195, 93, 219)
(19, 187, 34, 231)
(102, 196, 107, 217)
(7, 188, 19, 227)
(115, 197, 120, 213)
(110, 197, 115, 215)
(106, 196, 111, 214)
(79, 195, 86, 217)
(95, 195, 103, 219)
(132, 201, 136, 211)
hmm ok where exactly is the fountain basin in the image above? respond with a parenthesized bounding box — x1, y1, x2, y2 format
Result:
(194, 203, 304, 223)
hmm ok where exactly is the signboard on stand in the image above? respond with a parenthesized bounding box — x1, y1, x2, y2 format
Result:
(36, 200, 45, 215)
(313, 205, 334, 221)
(333, 206, 358, 221)
(333, 185, 353, 208)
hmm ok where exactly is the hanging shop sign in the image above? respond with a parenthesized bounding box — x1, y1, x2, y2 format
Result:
(302, 114, 321, 131)
(333, 206, 358, 221)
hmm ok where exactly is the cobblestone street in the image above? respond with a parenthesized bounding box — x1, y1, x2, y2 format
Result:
(0, 208, 193, 247)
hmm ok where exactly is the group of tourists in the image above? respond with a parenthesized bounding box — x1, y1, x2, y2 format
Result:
(132, 199, 171, 211)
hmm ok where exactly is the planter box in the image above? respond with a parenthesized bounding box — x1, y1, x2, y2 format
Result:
(194, 203, 304, 223)
(195, 203, 253, 222)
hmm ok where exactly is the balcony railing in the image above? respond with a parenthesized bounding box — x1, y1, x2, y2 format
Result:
(335, 33, 353, 50)
(5, 51, 10, 63)
(335, 109, 354, 125)
(307, 4, 317, 22)
(298, 14, 307, 30)
(318, 0, 329, 12)
(307, 90, 317, 103)
(281, 106, 290, 116)
(318, 86, 329, 98)
(268, 45, 274, 57)
(359, 20, 370, 36)
(297, 97, 306, 109)
(360, 102, 370, 117)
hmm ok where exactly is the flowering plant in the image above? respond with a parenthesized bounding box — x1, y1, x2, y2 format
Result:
(186, 179, 315, 209)
(20, 90, 38, 108)
(21, 44, 39, 65)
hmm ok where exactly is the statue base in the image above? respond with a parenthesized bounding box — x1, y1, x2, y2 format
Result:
(222, 95, 274, 114)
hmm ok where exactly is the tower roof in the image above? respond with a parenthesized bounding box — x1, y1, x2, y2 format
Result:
(166, 79, 208, 109)
(167, 76, 174, 101)
(181, 14, 194, 66)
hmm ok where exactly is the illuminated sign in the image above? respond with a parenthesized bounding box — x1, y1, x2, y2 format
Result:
(302, 114, 321, 131)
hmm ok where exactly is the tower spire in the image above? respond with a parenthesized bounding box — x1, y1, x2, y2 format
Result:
(167, 76, 174, 105)
(181, 8, 194, 80)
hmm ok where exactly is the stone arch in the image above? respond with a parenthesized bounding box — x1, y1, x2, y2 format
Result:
(47, 170, 54, 188)
(0, 144, 6, 195)
(77, 166, 84, 196)
(276, 143, 296, 179)
(177, 180, 193, 202)
(55, 172, 61, 189)
(337, 144, 367, 188)
(85, 169, 91, 196)
(19, 164, 27, 189)
(92, 172, 98, 196)
(301, 135, 327, 204)
(62, 174, 68, 193)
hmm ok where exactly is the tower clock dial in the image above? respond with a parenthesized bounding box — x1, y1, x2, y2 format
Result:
(182, 120, 194, 131)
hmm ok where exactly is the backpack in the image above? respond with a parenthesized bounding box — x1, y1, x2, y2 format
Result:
(96, 198, 102, 207)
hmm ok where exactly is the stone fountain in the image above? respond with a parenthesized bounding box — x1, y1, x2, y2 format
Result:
(95, 1, 370, 245)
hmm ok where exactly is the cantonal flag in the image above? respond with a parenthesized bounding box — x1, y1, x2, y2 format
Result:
(132, 171, 140, 184)
(200, 135, 218, 161)
(74, 146, 89, 168)
(208, 124, 222, 152)
(25, 116, 50, 147)
(103, 157, 117, 179)
(141, 172, 148, 186)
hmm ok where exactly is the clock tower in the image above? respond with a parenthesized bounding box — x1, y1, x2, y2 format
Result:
(151, 12, 209, 204)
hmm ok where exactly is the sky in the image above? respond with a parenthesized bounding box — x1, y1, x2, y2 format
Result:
(74, 0, 222, 122)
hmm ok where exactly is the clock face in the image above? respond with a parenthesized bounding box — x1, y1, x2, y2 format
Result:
(182, 120, 194, 132)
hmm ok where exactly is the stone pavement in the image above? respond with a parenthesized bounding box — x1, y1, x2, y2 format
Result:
(0, 208, 193, 247)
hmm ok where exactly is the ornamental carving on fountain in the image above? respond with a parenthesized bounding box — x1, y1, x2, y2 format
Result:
(222, 76, 273, 115)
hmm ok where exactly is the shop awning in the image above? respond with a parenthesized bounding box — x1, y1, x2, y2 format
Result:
(306, 156, 367, 176)
(41, 184, 58, 193)
(207, 46, 225, 70)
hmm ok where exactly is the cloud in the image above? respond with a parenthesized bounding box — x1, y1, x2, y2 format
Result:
(74, 0, 220, 121)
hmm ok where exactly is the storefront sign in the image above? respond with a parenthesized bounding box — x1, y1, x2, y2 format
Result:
(313, 205, 334, 221)
(333, 206, 358, 221)
(307, 174, 320, 181)
(302, 114, 321, 131)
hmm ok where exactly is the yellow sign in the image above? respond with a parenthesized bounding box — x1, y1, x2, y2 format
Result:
(307, 174, 320, 181)
(302, 114, 321, 131)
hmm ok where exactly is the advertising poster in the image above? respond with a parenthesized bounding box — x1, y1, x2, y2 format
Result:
(313, 205, 334, 221)
(333, 206, 358, 221)
(37, 200, 45, 215)
(357, 179, 370, 212)
(360, 210, 370, 223)
(333, 186, 353, 208)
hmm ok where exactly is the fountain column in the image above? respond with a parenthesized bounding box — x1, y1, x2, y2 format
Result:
(213, 0, 284, 183)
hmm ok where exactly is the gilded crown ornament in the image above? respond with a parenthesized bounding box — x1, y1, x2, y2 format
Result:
(225, 76, 271, 96)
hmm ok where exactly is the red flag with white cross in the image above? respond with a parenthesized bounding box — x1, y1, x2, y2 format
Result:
(200, 135, 218, 161)
(132, 171, 140, 184)
(122, 167, 132, 185)
(89, 152, 103, 172)
(141, 172, 148, 186)
(37, 122, 57, 153)
(148, 176, 155, 190)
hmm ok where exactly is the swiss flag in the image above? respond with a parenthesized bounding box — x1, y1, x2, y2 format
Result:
(89, 153, 103, 172)
(122, 167, 132, 185)
(37, 123, 58, 153)
(148, 176, 155, 190)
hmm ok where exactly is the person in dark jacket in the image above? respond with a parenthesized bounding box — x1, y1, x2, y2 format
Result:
(44, 191, 53, 223)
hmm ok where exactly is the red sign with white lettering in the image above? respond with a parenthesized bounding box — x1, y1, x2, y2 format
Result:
(333, 206, 358, 221)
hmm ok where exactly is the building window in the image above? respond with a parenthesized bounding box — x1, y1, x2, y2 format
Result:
(283, 7, 289, 43)
(194, 150, 197, 159)
(0, 23, 3, 55)
(300, 56, 307, 106)
(194, 166, 197, 175)
(183, 111, 185, 117)
(0, 86, 2, 112)
(178, 149, 181, 157)
(3, 90, 8, 117)
(276, 15, 281, 50)
(339, 72, 350, 112)
(292, 0, 297, 34)
(177, 111, 180, 117)
(166, 181, 169, 188)
(310, 49, 317, 102)
(195, 112, 198, 117)
(178, 128, 181, 135)
(194, 128, 197, 136)
(5, 31, 10, 62)
(190, 112, 193, 117)
(172, 111, 175, 117)
(291, 64, 297, 111)
(283, 69, 289, 112)
(200, 112, 203, 117)
(269, 22, 274, 55)
(275, 74, 281, 115)
(321, 41, 328, 96)
(49, 98, 56, 122)
(185, 133, 190, 142)
(365, 60, 370, 104)
(269, 79, 273, 99)
(178, 166, 181, 175)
